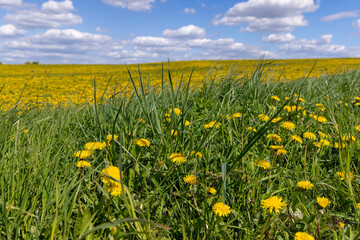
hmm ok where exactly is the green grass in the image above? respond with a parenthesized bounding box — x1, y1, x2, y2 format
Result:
(1, 61, 360, 239)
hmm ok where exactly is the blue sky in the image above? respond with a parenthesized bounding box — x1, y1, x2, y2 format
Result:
(0, 0, 360, 63)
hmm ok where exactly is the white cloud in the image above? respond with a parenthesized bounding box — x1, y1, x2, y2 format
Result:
(4, 0, 82, 29)
(0, 0, 22, 9)
(262, 33, 295, 43)
(353, 19, 360, 32)
(279, 34, 360, 58)
(41, 0, 74, 13)
(0, 24, 26, 37)
(213, 0, 319, 32)
(183, 8, 195, 14)
(163, 25, 206, 39)
(102, 0, 156, 11)
(132, 36, 188, 52)
(321, 11, 358, 22)
(95, 27, 109, 33)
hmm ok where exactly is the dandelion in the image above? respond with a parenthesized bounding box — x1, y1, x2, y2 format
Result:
(75, 161, 91, 168)
(271, 95, 280, 101)
(247, 127, 257, 132)
(266, 134, 282, 142)
(258, 114, 269, 121)
(170, 108, 181, 115)
(338, 222, 345, 229)
(170, 130, 178, 136)
(204, 120, 220, 129)
(190, 151, 203, 158)
(255, 159, 271, 169)
(23, 129, 29, 133)
(184, 120, 190, 126)
(74, 150, 92, 160)
(297, 180, 314, 190)
(84, 142, 107, 151)
(291, 135, 303, 144)
(318, 131, 328, 138)
(261, 196, 287, 213)
(169, 153, 187, 164)
(303, 132, 316, 140)
(106, 134, 119, 142)
(157, 161, 164, 166)
(212, 202, 231, 217)
(269, 145, 283, 150)
(355, 125, 360, 132)
(137, 118, 145, 123)
(183, 175, 196, 188)
(276, 148, 287, 155)
(336, 171, 354, 181)
(206, 187, 216, 194)
(314, 139, 330, 148)
(356, 203, 360, 209)
(233, 112, 242, 118)
(285, 97, 290, 100)
(333, 142, 346, 149)
(317, 197, 331, 208)
(342, 134, 356, 142)
(271, 117, 282, 123)
(317, 116, 327, 123)
(297, 97, 305, 103)
(281, 121, 296, 130)
(101, 166, 123, 197)
(294, 232, 314, 240)
(135, 138, 151, 147)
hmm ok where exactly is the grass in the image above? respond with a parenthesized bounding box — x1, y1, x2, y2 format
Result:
(1, 61, 360, 239)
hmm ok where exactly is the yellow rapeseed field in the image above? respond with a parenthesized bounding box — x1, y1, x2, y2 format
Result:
(1, 58, 359, 109)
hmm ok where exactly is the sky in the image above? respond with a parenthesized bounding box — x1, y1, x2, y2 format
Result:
(0, 0, 360, 64)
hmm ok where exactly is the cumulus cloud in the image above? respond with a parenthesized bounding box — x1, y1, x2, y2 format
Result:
(353, 19, 360, 32)
(102, 0, 157, 11)
(0, 0, 22, 9)
(183, 8, 195, 14)
(4, 0, 82, 29)
(163, 25, 206, 39)
(95, 27, 109, 33)
(213, 0, 319, 32)
(262, 33, 295, 43)
(132, 36, 189, 52)
(321, 11, 358, 22)
(0, 24, 26, 37)
(279, 34, 360, 58)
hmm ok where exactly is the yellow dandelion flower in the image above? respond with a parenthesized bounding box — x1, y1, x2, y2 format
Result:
(303, 132, 316, 140)
(297, 180, 314, 190)
(336, 171, 354, 181)
(204, 120, 220, 129)
(266, 134, 282, 142)
(284, 105, 291, 112)
(74, 150, 93, 160)
(355, 125, 360, 132)
(169, 153, 187, 164)
(247, 127, 257, 132)
(255, 159, 271, 169)
(269, 105, 276, 110)
(171, 130, 178, 136)
(285, 97, 290, 100)
(23, 129, 29, 133)
(184, 120, 190, 126)
(297, 97, 305, 103)
(281, 121, 296, 130)
(101, 166, 123, 197)
(75, 161, 91, 168)
(338, 222, 345, 229)
(258, 114, 269, 122)
(317, 116, 327, 123)
(271, 95, 280, 101)
(356, 203, 360, 209)
(271, 117, 282, 123)
(269, 145, 283, 150)
(314, 139, 330, 148)
(206, 187, 216, 194)
(294, 232, 314, 240)
(84, 142, 107, 151)
(342, 134, 356, 142)
(291, 135, 303, 144)
(183, 174, 196, 188)
(190, 151, 203, 158)
(170, 108, 181, 115)
(135, 138, 151, 147)
(212, 202, 231, 217)
(233, 112, 242, 118)
(261, 196, 287, 213)
(137, 118, 145, 123)
(276, 148, 287, 155)
(333, 142, 346, 149)
(106, 134, 119, 142)
(317, 197, 331, 208)
(318, 131, 328, 138)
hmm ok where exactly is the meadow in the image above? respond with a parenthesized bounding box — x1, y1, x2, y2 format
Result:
(1, 59, 360, 239)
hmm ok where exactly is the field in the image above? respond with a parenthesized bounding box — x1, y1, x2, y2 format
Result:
(1, 59, 360, 239)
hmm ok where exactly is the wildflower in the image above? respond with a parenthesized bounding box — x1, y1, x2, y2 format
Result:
(135, 138, 150, 147)
(233, 112, 242, 118)
(291, 135, 303, 144)
(24, 129, 28, 133)
(271, 117, 282, 123)
(318, 131, 328, 138)
(355, 125, 360, 132)
(101, 166, 123, 197)
(342, 134, 356, 142)
(269, 145, 283, 150)
(171, 130, 178, 136)
(84, 142, 107, 151)
(157, 161, 164, 166)
(314, 139, 330, 148)
(333, 142, 346, 149)
(183, 175, 196, 188)
(336, 171, 354, 181)
(106, 134, 119, 142)
(356, 203, 360, 209)
(184, 120, 190, 126)
(170, 108, 181, 115)
(261, 196, 287, 213)
(137, 118, 145, 123)
(204, 120, 220, 129)
(285, 97, 290, 100)
(258, 114, 269, 122)
(225, 114, 232, 120)
(276, 148, 287, 155)
(110, 227, 117, 233)
(294, 232, 314, 240)
(269, 105, 276, 110)
(255, 159, 271, 169)
(281, 121, 296, 130)
(297, 180, 314, 190)
(75, 161, 91, 168)
(169, 153, 187, 164)
(247, 127, 257, 132)
(74, 150, 92, 160)
(164, 114, 171, 123)
(317, 116, 327, 123)
(267, 134, 282, 142)
(317, 197, 331, 208)
(284, 105, 291, 112)
(212, 202, 231, 217)
(297, 97, 305, 103)
(338, 222, 345, 229)
(190, 151, 203, 158)
(206, 187, 216, 194)
(271, 95, 280, 101)
(303, 132, 316, 140)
